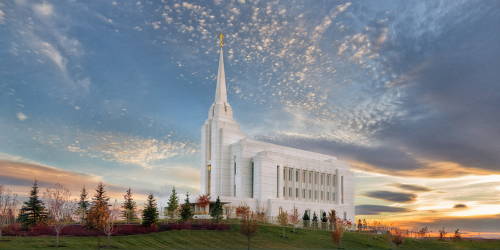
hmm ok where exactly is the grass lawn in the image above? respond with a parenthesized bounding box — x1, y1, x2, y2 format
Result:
(1, 224, 499, 249)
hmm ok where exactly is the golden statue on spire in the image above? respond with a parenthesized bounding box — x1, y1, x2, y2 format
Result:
(219, 33, 224, 48)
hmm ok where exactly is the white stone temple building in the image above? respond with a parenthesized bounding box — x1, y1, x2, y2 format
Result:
(200, 35, 355, 222)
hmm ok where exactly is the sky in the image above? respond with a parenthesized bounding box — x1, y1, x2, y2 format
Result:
(1, 0, 499, 236)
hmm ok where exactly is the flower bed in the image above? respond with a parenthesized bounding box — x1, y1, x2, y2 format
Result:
(2, 221, 229, 237)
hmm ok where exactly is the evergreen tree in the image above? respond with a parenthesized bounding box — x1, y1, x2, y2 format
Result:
(312, 212, 319, 229)
(141, 193, 159, 227)
(165, 186, 179, 219)
(122, 188, 137, 223)
(302, 210, 310, 228)
(321, 211, 328, 222)
(87, 182, 110, 229)
(179, 193, 193, 222)
(76, 186, 90, 224)
(210, 196, 223, 222)
(17, 180, 47, 228)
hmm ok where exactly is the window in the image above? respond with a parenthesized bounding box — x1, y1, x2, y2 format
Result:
(207, 164, 211, 195)
(309, 172, 312, 183)
(321, 191, 324, 200)
(289, 187, 292, 197)
(303, 171, 306, 183)
(333, 192, 336, 201)
(283, 187, 285, 197)
(302, 189, 306, 198)
(343, 212, 347, 220)
(251, 161, 254, 198)
(327, 192, 330, 200)
(296, 188, 299, 198)
(327, 174, 330, 185)
(321, 174, 324, 185)
(315, 191, 318, 199)
(333, 174, 337, 186)
(309, 190, 312, 199)
(276, 166, 280, 198)
(315, 173, 318, 184)
(296, 170, 299, 182)
(289, 168, 292, 181)
(283, 168, 286, 180)
(341, 176, 344, 204)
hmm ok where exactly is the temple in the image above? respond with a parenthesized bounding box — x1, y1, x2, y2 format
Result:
(199, 34, 355, 221)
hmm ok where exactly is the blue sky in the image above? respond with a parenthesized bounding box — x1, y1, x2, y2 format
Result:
(1, 0, 500, 234)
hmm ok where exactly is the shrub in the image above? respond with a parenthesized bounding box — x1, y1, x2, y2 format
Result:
(390, 230, 404, 247)
(454, 229, 461, 240)
(331, 220, 344, 247)
(439, 227, 447, 240)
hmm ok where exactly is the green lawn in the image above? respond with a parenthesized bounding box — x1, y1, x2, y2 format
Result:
(1, 224, 499, 250)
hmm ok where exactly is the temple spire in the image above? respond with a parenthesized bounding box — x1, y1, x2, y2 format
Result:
(215, 33, 228, 105)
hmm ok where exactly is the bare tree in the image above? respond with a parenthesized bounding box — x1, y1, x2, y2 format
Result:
(277, 207, 288, 238)
(44, 183, 76, 247)
(103, 199, 120, 243)
(289, 207, 299, 233)
(239, 211, 258, 250)
(0, 185, 18, 239)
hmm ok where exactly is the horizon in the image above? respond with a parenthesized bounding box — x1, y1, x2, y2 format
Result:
(1, 0, 499, 237)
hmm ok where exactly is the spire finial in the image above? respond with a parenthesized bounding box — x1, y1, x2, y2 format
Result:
(219, 33, 224, 48)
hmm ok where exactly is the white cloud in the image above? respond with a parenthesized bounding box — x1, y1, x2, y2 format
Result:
(16, 112, 27, 121)
(38, 41, 66, 72)
(33, 128, 198, 169)
(0, 9, 5, 24)
(33, 2, 53, 17)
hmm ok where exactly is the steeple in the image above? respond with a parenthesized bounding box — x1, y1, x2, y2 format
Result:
(215, 34, 228, 105)
(209, 33, 233, 119)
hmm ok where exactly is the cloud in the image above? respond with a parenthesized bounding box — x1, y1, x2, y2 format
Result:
(0, 158, 153, 201)
(16, 112, 27, 121)
(365, 190, 417, 203)
(38, 41, 66, 72)
(30, 128, 198, 169)
(33, 2, 53, 17)
(0, 159, 101, 194)
(399, 214, 500, 233)
(356, 204, 411, 215)
(0, 9, 5, 24)
(454, 204, 467, 209)
(392, 183, 432, 192)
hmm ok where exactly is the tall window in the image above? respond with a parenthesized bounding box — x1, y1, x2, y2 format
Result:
(289, 168, 292, 181)
(309, 172, 312, 183)
(303, 171, 306, 183)
(234, 159, 236, 196)
(302, 189, 305, 198)
(327, 174, 330, 185)
(341, 176, 344, 204)
(296, 170, 299, 182)
(207, 164, 211, 195)
(321, 174, 324, 185)
(289, 187, 292, 197)
(251, 161, 254, 198)
(296, 188, 299, 198)
(276, 165, 280, 198)
(283, 167, 286, 180)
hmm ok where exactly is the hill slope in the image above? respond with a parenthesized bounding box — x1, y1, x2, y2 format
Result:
(1, 224, 498, 249)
